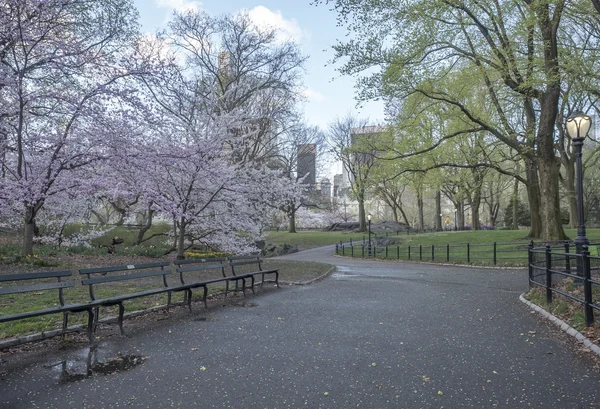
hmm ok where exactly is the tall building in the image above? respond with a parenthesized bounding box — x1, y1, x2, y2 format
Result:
(333, 174, 343, 197)
(297, 144, 316, 185)
(320, 178, 332, 197)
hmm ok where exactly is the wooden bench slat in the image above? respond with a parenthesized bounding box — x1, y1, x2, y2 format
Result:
(81, 269, 171, 286)
(89, 287, 177, 305)
(174, 257, 227, 266)
(0, 270, 72, 282)
(0, 280, 74, 295)
(176, 263, 229, 273)
(227, 255, 260, 261)
(229, 260, 262, 267)
(80, 262, 169, 275)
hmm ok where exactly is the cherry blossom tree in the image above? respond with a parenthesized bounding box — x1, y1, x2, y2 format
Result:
(0, 0, 142, 255)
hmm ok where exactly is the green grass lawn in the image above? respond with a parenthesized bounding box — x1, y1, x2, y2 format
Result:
(266, 230, 368, 249)
(267, 228, 600, 266)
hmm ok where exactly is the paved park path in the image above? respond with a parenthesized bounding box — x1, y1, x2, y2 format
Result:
(1, 245, 600, 408)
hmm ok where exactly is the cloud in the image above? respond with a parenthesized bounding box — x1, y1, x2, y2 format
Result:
(301, 87, 325, 102)
(155, 0, 202, 12)
(247, 6, 305, 44)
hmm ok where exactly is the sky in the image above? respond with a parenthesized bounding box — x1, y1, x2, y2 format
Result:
(132, 0, 385, 132)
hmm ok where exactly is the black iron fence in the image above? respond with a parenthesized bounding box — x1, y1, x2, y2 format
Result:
(528, 242, 600, 327)
(335, 240, 536, 265)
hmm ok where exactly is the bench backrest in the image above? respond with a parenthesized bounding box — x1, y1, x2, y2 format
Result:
(175, 262, 229, 285)
(228, 255, 263, 276)
(173, 257, 228, 267)
(79, 262, 171, 301)
(0, 270, 74, 307)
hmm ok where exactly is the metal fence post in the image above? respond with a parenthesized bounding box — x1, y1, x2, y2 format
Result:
(564, 240, 571, 274)
(408, 245, 411, 260)
(385, 245, 388, 258)
(363, 235, 365, 245)
(447, 244, 450, 262)
(397, 246, 400, 259)
(467, 243, 470, 263)
(582, 245, 594, 326)
(362, 245, 364, 258)
(528, 241, 534, 290)
(335, 243, 338, 254)
(350, 238, 353, 246)
(419, 244, 422, 261)
(432, 245, 435, 261)
(545, 244, 553, 304)
(493, 242, 497, 265)
(342, 245, 345, 256)
(351, 245, 354, 257)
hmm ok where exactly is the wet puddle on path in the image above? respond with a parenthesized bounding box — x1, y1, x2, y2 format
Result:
(45, 347, 147, 383)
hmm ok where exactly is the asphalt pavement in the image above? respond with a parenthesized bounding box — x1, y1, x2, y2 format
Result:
(1, 245, 599, 408)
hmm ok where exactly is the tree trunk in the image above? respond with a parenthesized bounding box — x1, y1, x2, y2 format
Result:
(435, 190, 442, 230)
(456, 201, 465, 229)
(417, 190, 424, 232)
(176, 219, 186, 259)
(396, 205, 410, 228)
(288, 208, 297, 233)
(524, 159, 543, 237)
(136, 209, 155, 245)
(536, 157, 567, 240)
(512, 177, 519, 230)
(23, 206, 35, 256)
(358, 191, 366, 232)
(111, 202, 126, 226)
(471, 186, 482, 230)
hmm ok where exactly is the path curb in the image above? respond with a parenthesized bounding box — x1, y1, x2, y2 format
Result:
(334, 254, 525, 270)
(282, 266, 336, 286)
(519, 293, 600, 357)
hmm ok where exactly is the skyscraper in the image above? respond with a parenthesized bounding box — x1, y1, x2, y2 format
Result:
(297, 144, 316, 185)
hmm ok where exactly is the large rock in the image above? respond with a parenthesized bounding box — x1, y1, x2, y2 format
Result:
(262, 243, 299, 257)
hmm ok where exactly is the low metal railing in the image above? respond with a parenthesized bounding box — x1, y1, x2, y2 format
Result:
(335, 240, 536, 265)
(528, 242, 600, 327)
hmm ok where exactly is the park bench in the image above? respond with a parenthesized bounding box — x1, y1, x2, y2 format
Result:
(0, 270, 94, 343)
(175, 257, 253, 309)
(79, 262, 174, 335)
(228, 255, 280, 291)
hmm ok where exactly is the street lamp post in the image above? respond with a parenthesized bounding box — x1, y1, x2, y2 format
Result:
(367, 213, 372, 257)
(454, 211, 457, 231)
(566, 111, 592, 276)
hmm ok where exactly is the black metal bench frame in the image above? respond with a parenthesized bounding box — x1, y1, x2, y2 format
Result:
(79, 262, 174, 335)
(175, 260, 252, 309)
(0, 270, 94, 343)
(228, 255, 280, 291)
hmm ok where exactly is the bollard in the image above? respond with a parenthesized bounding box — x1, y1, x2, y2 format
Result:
(467, 243, 470, 263)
